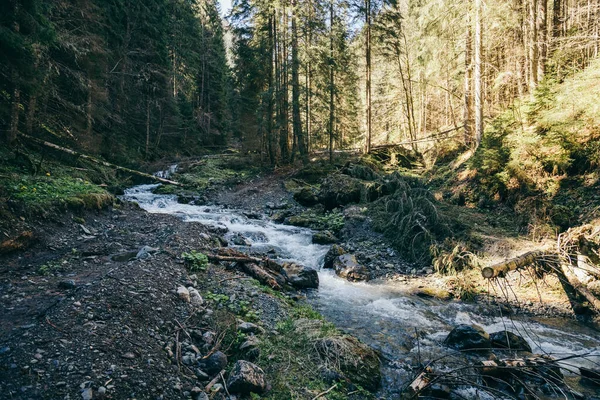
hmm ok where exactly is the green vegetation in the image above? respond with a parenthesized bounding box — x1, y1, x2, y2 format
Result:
(181, 250, 209, 272)
(287, 209, 345, 234)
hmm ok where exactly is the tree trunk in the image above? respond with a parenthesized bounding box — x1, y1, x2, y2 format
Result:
(553, 0, 562, 38)
(145, 99, 151, 159)
(291, 0, 307, 164)
(529, 0, 539, 90)
(267, 13, 276, 165)
(365, 0, 372, 154)
(8, 83, 20, 144)
(539, 0, 549, 78)
(464, 18, 473, 146)
(328, 0, 335, 164)
(474, 0, 484, 147)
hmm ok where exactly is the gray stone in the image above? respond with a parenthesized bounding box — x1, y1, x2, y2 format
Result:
(227, 360, 269, 394)
(201, 351, 227, 375)
(177, 286, 190, 302)
(323, 245, 345, 269)
(238, 322, 264, 334)
(444, 324, 491, 351)
(282, 263, 319, 289)
(58, 280, 77, 290)
(81, 388, 93, 400)
(136, 246, 159, 259)
(333, 254, 370, 282)
(188, 287, 204, 307)
(312, 231, 338, 245)
(489, 331, 532, 352)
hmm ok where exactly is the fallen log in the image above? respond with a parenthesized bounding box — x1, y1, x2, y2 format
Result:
(481, 251, 551, 279)
(208, 250, 287, 290)
(559, 263, 600, 311)
(19, 133, 182, 186)
(240, 263, 282, 291)
(209, 249, 284, 273)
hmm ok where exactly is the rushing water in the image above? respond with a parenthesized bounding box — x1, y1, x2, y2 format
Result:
(123, 181, 600, 397)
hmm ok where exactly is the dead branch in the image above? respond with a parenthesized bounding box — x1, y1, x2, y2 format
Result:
(19, 133, 182, 186)
(559, 263, 600, 311)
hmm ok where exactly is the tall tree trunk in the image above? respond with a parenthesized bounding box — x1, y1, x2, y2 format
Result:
(9, 82, 20, 145)
(86, 80, 93, 138)
(365, 0, 372, 154)
(328, 0, 335, 164)
(267, 13, 276, 165)
(553, 0, 562, 38)
(474, 0, 484, 146)
(464, 19, 473, 146)
(280, 2, 290, 163)
(145, 99, 151, 159)
(291, 0, 306, 164)
(529, 0, 539, 89)
(539, 0, 549, 78)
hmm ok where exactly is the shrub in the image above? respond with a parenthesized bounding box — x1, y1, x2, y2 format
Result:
(181, 250, 208, 272)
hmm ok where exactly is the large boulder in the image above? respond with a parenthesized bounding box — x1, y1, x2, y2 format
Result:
(282, 263, 319, 289)
(489, 331, 532, 352)
(294, 187, 319, 206)
(318, 174, 364, 210)
(444, 324, 491, 351)
(323, 244, 345, 269)
(312, 230, 338, 245)
(227, 360, 269, 395)
(333, 254, 370, 282)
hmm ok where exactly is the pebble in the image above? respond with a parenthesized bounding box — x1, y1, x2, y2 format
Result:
(98, 386, 107, 395)
(58, 280, 77, 289)
(177, 286, 190, 302)
(81, 387, 93, 400)
(122, 352, 136, 359)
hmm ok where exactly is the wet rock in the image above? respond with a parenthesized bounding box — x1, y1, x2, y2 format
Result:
(227, 360, 269, 395)
(444, 324, 491, 351)
(333, 254, 370, 282)
(312, 231, 338, 245)
(58, 280, 77, 290)
(177, 286, 190, 302)
(231, 234, 251, 246)
(201, 351, 227, 375)
(293, 187, 319, 206)
(323, 245, 345, 269)
(97, 386, 107, 396)
(282, 263, 319, 289)
(490, 331, 532, 352)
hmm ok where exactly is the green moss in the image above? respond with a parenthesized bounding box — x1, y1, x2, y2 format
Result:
(287, 210, 345, 234)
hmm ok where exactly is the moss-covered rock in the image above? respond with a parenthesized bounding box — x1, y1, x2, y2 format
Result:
(293, 187, 319, 206)
(318, 174, 364, 210)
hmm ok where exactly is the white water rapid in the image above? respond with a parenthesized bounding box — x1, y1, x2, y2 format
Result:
(122, 181, 600, 397)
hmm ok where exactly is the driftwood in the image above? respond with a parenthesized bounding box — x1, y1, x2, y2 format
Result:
(240, 263, 283, 290)
(18, 133, 182, 186)
(481, 251, 551, 279)
(208, 250, 288, 290)
(480, 356, 563, 382)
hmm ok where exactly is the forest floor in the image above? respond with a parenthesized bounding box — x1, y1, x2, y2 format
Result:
(1, 151, 598, 400)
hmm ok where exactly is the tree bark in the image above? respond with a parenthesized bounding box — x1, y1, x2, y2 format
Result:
(291, 0, 307, 164)
(329, 0, 335, 164)
(365, 0, 372, 154)
(464, 18, 473, 146)
(474, 0, 484, 147)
